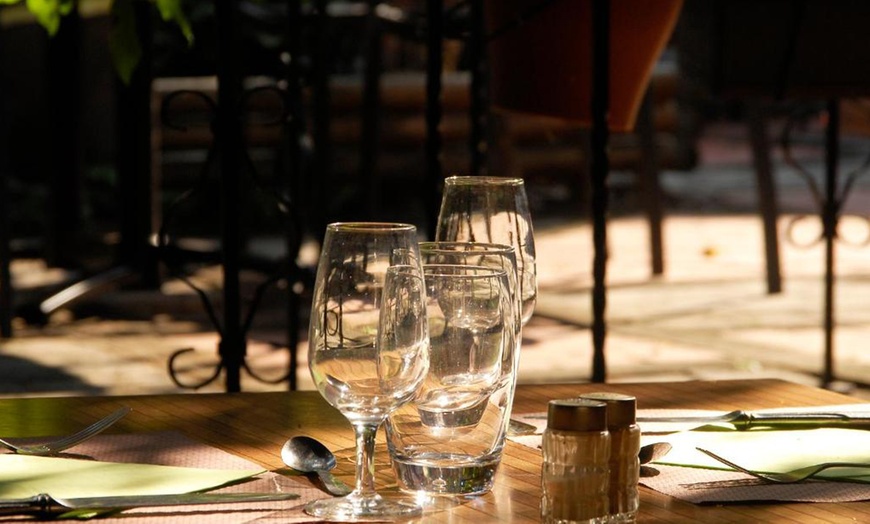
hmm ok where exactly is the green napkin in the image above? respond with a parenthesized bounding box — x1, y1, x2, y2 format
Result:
(0, 454, 265, 499)
(644, 427, 870, 482)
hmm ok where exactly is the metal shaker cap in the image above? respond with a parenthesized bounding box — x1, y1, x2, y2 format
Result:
(579, 392, 637, 428)
(547, 398, 607, 432)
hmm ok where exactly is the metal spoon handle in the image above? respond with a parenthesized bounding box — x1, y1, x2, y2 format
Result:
(315, 471, 352, 496)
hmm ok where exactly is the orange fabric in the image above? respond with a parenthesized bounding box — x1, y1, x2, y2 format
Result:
(486, 0, 683, 132)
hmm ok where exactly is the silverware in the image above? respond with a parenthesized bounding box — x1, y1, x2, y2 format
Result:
(281, 436, 352, 497)
(639, 442, 672, 465)
(697, 447, 870, 484)
(681, 478, 769, 490)
(637, 409, 870, 430)
(0, 492, 299, 517)
(0, 407, 131, 455)
(508, 419, 538, 436)
(639, 442, 673, 478)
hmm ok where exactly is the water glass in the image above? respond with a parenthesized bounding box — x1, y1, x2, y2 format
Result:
(386, 264, 516, 496)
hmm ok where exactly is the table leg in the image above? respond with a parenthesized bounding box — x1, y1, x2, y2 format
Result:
(590, 0, 610, 383)
(821, 98, 839, 387)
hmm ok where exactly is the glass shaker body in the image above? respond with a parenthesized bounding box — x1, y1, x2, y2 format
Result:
(580, 393, 640, 523)
(541, 399, 610, 524)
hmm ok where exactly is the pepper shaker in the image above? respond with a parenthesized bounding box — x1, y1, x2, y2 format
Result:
(541, 398, 610, 524)
(580, 393, 640, 523)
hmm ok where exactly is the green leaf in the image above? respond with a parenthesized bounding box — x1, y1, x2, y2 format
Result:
(108, 0, 141, 85)
(0, 1, 24, 5)
(58, 0, 74, 16)
(25, 0, 63, 35)
(155, 0, 194, 45)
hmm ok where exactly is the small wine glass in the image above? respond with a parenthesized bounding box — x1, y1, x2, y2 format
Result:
(435, 176, 537, 327)
(307, 222, 428, 519)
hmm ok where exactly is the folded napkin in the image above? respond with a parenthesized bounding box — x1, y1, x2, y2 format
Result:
(0, 432, 324, 523)
(0, 454, 264, 500)
(641, 416, 870, 503)
(646, 427, 870, 482)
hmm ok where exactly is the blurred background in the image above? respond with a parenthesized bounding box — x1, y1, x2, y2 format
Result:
(2, 0, 870, 398)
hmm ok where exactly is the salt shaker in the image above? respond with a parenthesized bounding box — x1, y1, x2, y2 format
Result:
(580, 393, 640, 523)
(541, 398, 610, 524)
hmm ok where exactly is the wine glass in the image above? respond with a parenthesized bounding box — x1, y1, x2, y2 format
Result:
(307, 222, 429, 519)
(435, 176, 537, 327)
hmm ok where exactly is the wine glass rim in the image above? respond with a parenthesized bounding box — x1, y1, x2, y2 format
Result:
(386, 264, 424, 274)
(420, 241, 516, 254)
(422, 263, 509, 278)
(444, 175, 524, 186)
(327, 221, 417, 232)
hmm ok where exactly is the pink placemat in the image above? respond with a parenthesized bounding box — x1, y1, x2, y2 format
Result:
(0, 432, 328, 523)
(640, 464, 870, 504)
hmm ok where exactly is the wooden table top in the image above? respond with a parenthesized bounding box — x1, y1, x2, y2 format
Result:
(0, 379, 865, 522)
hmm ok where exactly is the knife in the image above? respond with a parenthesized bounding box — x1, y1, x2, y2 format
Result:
(637, 409, 870, 430)
(0, 492, 299, 517)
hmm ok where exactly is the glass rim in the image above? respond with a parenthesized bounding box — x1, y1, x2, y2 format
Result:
(422, 263, 509, 278)
(443, 175, 524, 186)
(326, 222, 417, 232)
(385, 264, 424, 274)
(419, 241, 516, 254)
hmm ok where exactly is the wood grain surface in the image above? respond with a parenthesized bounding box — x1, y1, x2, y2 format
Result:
(0, 379, 863, 522)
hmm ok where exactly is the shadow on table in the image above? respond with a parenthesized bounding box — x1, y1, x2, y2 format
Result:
(0, 354, 103, 395)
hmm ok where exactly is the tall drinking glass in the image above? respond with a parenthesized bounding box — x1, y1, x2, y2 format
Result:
(387, 264, 515, 496)
(307, 222, 428, 519)
(435, 176, 537, 327)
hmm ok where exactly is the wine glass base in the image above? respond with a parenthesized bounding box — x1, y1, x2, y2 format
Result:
(304, 492, 422, 520)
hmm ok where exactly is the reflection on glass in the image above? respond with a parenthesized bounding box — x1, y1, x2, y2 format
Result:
(307, 222, 428, 519)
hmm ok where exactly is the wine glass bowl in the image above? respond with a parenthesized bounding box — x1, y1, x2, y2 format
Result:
(307, 222, 428, 519)
(435, 176, 537, 326)
(376, 265, 430, 405)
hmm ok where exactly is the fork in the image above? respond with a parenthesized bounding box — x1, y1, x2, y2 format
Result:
(0, 407, 131, 456)
(696, 447, 870, 484)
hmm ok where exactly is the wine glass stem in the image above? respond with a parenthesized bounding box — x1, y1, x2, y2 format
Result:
(352, 421, 380, 496)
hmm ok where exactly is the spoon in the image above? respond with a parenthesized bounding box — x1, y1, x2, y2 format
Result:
(639, 442, 672, 478)
(639, 442, 672, 465)
(281, 436, 352, 496)
(508, 419, 538, 436)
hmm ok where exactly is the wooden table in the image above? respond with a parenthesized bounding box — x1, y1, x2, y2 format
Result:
(0, 379, 867, 522)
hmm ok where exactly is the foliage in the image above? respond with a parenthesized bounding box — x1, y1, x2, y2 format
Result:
(0, 0, 193, 84)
